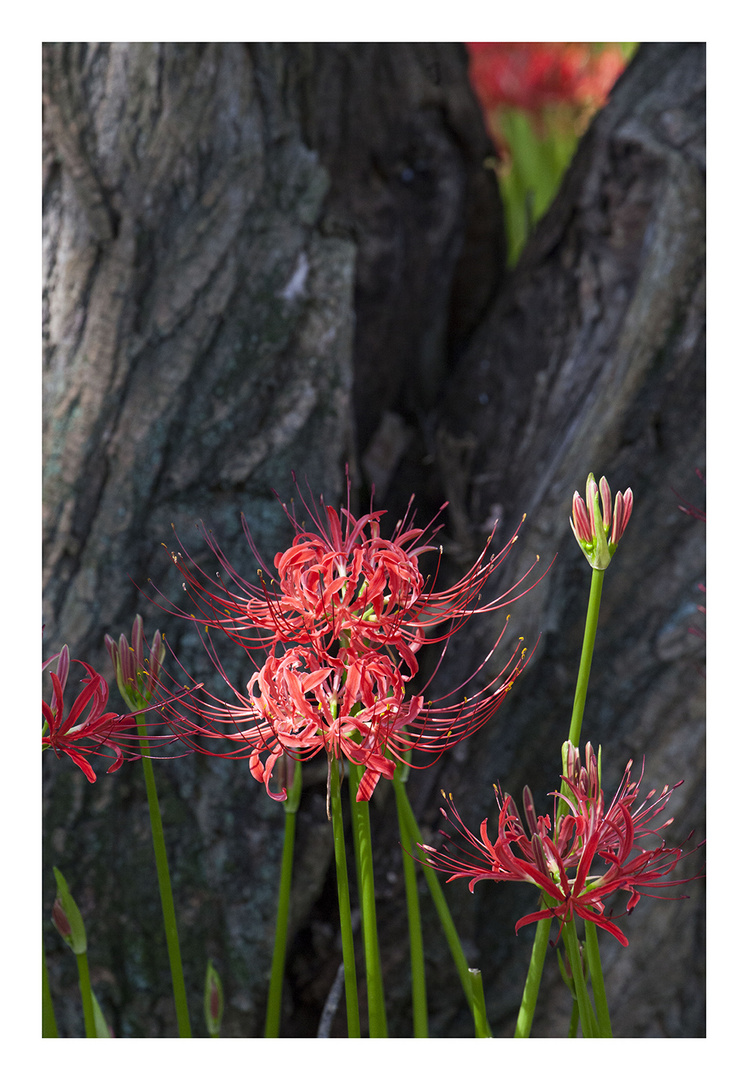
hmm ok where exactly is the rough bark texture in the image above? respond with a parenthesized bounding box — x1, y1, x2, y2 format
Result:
(42, 42, 704, 1038)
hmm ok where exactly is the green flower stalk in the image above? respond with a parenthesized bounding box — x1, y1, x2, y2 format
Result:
(92, 990, 113, 1037)
(584, 920, 612, 1037)
(566, 474, 632, 749)
(42, 938, 58, 1037)
(349, 762, 388, 1037)
(514, 913, 551, 1037)
(328, 755, 361, 1038)
(394, 775, 481, 1027)
(468, 968, 491, 1038)
(51, 867, 96, 1038)
(106, 615, 192, 1038)
(392, 761, 428, 1037)
(560, 920, 600, 1038)
(265, 756, 302, 1038)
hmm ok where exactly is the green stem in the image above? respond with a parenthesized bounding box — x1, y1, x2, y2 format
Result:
(567, 999, 580, 1038)
(138, 732, 192, 1037)
(348, 764, 388, 1037)
(42, 938, 58, 1037)
(75, 949, 96, 1038)
(392, 767, 428, 1037)
(328, 757, 361, 1038)
(468, 968, 492, 1038)
(567, 568, 605, 748)
(584, 920, 613, 1037)
(394, 774, 483, 1028)
(264, 762, 302, 1038)
(564, 568, 612, 1037)
(514, 915, 551, 1037)
(560, 920, 599, 1038)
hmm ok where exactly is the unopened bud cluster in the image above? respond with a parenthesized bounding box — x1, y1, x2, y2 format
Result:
(105, 614, 166, 711)
(569, 474, 633, 570)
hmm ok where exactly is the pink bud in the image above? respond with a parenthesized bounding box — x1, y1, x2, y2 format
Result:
(571, 493, 593, 542)
(522, 785, 539, 834)
(118, 633, 133, 686)
(585, 475, 599, 522)
(52, 897, 72, 941)
(610, 488, 633, 545)
(132, 614, 145, 674)
(209, 984, 220, 1022)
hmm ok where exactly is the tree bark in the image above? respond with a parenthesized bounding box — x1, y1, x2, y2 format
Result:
(43, 42, 704, 1038)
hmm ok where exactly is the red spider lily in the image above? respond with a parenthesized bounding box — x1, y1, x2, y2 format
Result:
(151, 476, 543, 802)
(152, 476, 543, 668)
(42, 646, 144, 782)
(420, 743, 699, 946)
(165, 620, 531, 803)
(42, 644, 185, 782)
(163, 643, 417, 801)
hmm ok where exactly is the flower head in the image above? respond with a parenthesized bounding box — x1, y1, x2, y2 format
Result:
(155, 475, 543, 803)
(421, 742, 699, 946)
(156, 476, 541, 666)
(467, 42, 629, 117)
(166, 623, 531, 803)
(570, 473, 633, 570)
(42, 644, 177, 782)
(42, 646, 135, 782)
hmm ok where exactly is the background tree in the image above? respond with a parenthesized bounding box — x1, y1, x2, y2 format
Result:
(42, 42, 704, 1037)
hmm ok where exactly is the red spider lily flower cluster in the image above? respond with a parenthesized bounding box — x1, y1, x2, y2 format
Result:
(420, 742, 698, 946)
(466, 42, 628, 117)
(570, 473, 633, 570)
(42, 646, 146, 783)
(159, 479, 541, 802)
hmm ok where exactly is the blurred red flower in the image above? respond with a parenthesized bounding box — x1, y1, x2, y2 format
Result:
(466, 42, 627, 117)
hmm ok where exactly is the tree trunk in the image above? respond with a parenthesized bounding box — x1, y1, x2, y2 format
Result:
(42, 42, 704, 1038)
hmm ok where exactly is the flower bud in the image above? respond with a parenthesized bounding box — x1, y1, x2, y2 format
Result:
(51, 867, 87, 955)
(51, 898, 72, 941)
(106, 615, 166, 710)
(204, 960, 224, 1037)
(569, 473, 633, 570)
